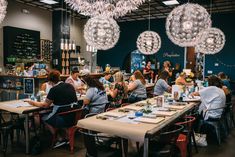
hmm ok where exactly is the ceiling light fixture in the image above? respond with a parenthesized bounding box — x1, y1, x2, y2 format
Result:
(136, 0, 161, 55)
(166, 3, 211, 47)
(196, 28, 225, 55)
(40, 0, 59, 5)
(84, 16, 120, 50)
(65, 0, 146, 19)
(0, 0, 7, 24)
(163, 0, 179, 6)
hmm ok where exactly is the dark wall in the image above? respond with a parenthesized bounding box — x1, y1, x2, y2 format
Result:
(204, 13, 235, 80)
(97, 18, 184, 70)
(97, 12, 235, 80)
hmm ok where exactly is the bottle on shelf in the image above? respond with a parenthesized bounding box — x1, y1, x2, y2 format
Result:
(62, 67, 65, 75)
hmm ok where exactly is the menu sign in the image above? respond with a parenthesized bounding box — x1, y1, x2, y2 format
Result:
(24, 78, 34, 95)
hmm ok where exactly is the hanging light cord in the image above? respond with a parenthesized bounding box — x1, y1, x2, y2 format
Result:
(148, 0, 151, 30)
(210, 0, 212, 15)
(61, 0, 63, 36)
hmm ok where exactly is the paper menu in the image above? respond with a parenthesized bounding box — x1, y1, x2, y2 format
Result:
(134, 117, 165, 124)
(102, 112, 127, 118)
(3, 101, 33, 108)
(123, 105, 143, 111)
(152, 110, 177, 116)
(164, 105, 185, 110)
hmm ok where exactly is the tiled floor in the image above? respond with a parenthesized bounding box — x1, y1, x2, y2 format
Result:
(4, 128, 235, 157)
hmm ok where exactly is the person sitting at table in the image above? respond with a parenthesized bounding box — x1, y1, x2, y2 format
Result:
(191, 75, 226, 120)
(128, 70, 147, 103)
(40, 70, 55, 94)
(99, 71, 112, 85)
(109, 72, 128, 108)
(218, 72, 231, 90)
(175, 72, 193, 86)
(83, 75, 109, 114)
(143, 61, 154, 82)
(65, 67, 84, 93)
(153, 71, 172, 96)
(25, 70, 78, 147)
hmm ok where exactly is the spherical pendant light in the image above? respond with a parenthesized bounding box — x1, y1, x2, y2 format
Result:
(0, 0, 7, 23)
(65, 0, 146, 19)
(196, 27, 225, 54)
(136, 31, 161, 55)
(166, 3, 211, 47)
(84, 16, 120, 50)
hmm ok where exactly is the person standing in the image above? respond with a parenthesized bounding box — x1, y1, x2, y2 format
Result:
(143, 61, 154, 82)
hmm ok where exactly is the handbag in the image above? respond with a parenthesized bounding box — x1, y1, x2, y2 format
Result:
(194, 133, 208, 147)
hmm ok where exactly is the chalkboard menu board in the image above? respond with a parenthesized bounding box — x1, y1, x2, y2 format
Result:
(23, 78, 35, 95)
(3, 26, 40, 65)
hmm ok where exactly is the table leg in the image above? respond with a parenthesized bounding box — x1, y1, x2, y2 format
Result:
(24, 114, 30, 154)
(121, 138, 128, 157)
(143, 138, 149, 157)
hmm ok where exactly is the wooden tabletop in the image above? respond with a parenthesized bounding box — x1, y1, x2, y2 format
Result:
(0, 100, 42, 114)
(77, 98, 198, 142)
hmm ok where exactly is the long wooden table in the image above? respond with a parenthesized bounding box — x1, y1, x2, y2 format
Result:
(0, 100, 44, 154)
(77, 98, 199, 157)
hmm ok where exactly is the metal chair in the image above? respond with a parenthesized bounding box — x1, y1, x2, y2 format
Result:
(0, 111, 14, 157)
(81, 113, 121, 157)
(199, 107, 227, 145)
(50, 105, 83, 153)
(176, 116, 198, 157)
(148, 124, 184, 157)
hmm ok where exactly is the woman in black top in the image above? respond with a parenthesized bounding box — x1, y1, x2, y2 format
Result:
(25, 70, 78, 142)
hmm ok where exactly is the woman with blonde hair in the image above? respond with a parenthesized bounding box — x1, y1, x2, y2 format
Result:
(109, 71, 128, 107)
(128, 70, 147, 103)
(175, 72, 193, 86)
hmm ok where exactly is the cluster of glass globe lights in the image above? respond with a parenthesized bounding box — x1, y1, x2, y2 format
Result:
(66, 1, 225, 54)
(166, 3, 225, 55)
(66, 0, 146, 50)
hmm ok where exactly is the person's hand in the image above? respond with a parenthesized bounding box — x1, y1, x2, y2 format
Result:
(24, 99, 35, 106)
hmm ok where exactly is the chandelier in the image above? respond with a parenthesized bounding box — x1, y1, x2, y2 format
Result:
(137, 31, 161, 55)
(136, 0, 161, 55)
(65, 0, 146, 19)
(196, 27, 225, 55)
(84, 16, 120, 50)
(166, 3, 211, 47)
(0, 0, 7, 23)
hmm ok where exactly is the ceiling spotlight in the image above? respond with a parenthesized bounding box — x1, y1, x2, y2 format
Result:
(40, 0, 58, 5)
(163, 0, 179, 6)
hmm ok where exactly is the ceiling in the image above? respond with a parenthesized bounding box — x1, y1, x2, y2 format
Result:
(15, 0, 235, 22)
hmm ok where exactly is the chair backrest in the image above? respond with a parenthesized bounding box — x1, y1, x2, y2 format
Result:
(85, 113, 98, 119)
(175, 116, 196, 132)
(158, 124, 184, 145)
(57, 108, 83, 125)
